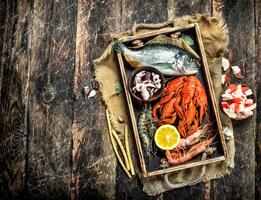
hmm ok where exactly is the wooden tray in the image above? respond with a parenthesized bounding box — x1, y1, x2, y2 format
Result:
(116, 23, 228, 177)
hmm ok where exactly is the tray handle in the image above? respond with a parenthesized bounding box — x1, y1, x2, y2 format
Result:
(163, 152, 207, 189)
(131, 20, 175, 35)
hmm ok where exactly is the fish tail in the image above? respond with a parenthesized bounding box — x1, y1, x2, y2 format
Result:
(114, 41, 126, 53)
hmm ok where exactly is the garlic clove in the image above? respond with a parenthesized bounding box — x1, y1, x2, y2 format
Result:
(88, 89, 97, 98)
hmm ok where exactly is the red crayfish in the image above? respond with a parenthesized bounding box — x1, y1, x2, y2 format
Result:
(152, 76, 208, 138)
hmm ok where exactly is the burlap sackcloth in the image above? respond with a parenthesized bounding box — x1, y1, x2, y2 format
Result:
(94, 14, 235, 196)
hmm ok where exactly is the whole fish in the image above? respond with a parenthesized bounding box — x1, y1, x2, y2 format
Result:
(114, 41, 200, 76)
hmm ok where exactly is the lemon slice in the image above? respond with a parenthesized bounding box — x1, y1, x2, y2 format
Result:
(154, 125, 180, 150)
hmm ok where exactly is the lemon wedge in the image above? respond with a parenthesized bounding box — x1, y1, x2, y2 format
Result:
(154, 125, 180, 150)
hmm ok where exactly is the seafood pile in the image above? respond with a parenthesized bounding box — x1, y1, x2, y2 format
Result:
(132, 70, 162, 101)
(115, 36, 218, 169)
(136, 76, 213, 166)
(114, 41, 200, 76)
(152, 76, 208, 138)
(221, 84, 256, 119)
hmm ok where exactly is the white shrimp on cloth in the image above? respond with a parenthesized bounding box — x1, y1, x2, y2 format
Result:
(94, 14, 235, 195)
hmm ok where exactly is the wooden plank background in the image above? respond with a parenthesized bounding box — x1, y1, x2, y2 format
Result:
(0, 0, 260, 199)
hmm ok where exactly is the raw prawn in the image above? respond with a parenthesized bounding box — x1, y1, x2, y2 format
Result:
(165, 136, 215, 165)
(177, 124, 210, 148)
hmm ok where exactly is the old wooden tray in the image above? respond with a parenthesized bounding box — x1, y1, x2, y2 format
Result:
(116, 23, 228, 177)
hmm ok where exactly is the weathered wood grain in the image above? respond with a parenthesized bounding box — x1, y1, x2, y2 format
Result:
(168, 0, 211, 18)
(121, 0, 168, 29)
(27, 0, 76, 198)
(255, 0, 261, 199)
(211, 0, 256, 199)
(73, 0, 121, 199)
(0, 0, 259, 199)
(0, 0, 6, 90)
(0, 1, 31, 199)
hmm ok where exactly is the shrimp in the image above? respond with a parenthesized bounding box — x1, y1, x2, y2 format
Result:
(165, 136, 215, 165)
(177, 124, 210, 148)
(145, 104, 157, 139)
(138, 104, 151, 158)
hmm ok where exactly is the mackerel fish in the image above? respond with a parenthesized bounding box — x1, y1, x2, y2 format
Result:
(114, 41, 200, 76)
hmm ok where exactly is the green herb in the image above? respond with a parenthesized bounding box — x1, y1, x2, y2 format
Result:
(181, 34, 194, 46)
(114, 80, 123, 94)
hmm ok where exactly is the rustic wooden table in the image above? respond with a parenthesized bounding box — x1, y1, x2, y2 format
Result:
(0, 0, 260, 199)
